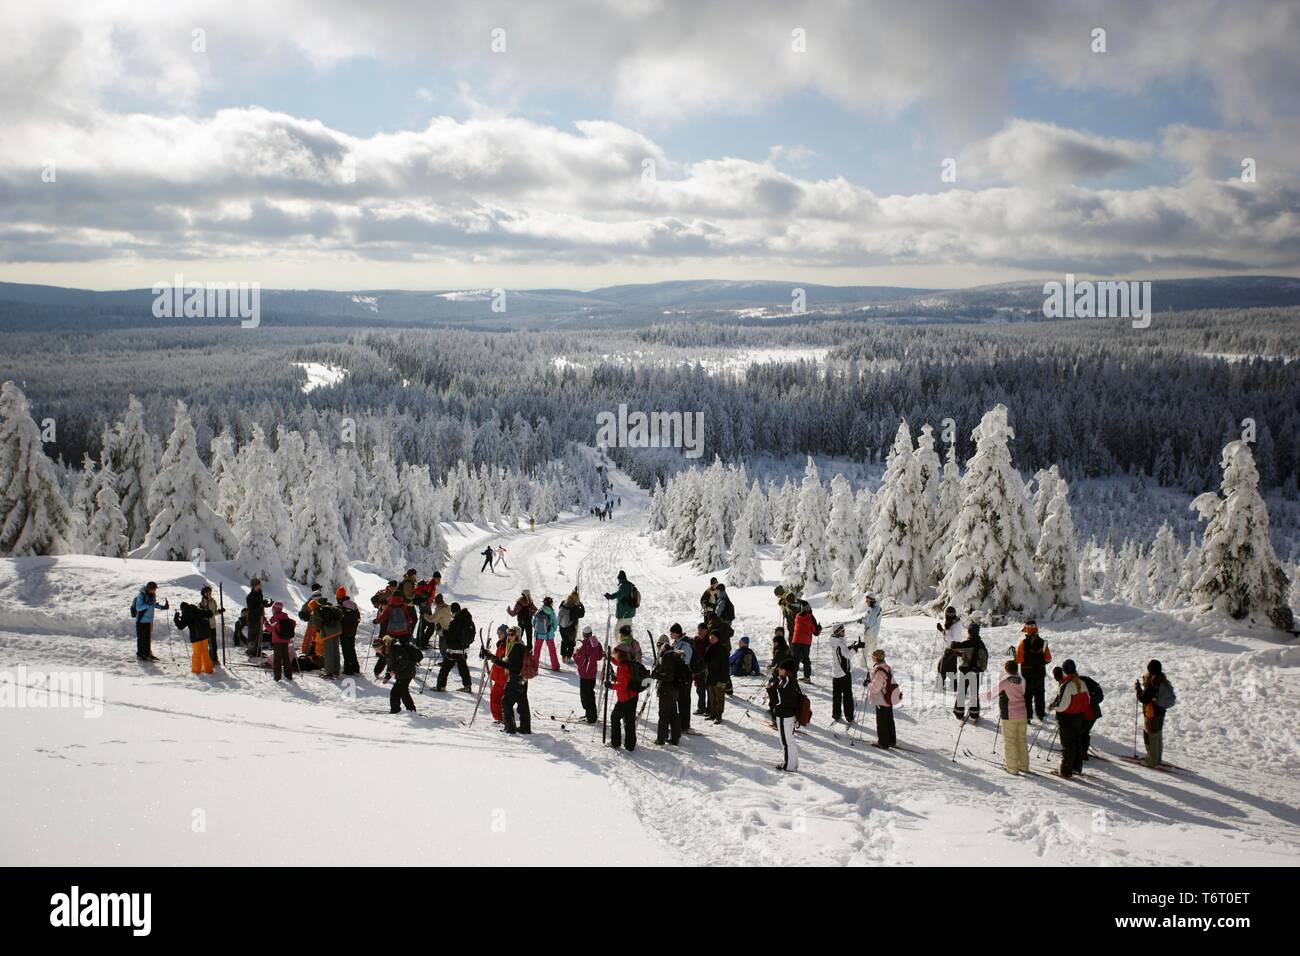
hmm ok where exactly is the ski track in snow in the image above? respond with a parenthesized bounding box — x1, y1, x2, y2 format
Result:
(3, 454, 1299, 866)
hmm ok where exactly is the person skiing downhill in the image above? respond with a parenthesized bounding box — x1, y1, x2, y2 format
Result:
(480, 546, 495, 573)
(1015, 619, 1052, 723)
(771, 659, 802, 771)
(494, 544, 509, 569)
(573, 624, 603, 723)
(531, 596, 561, 671)
(997, 660, 1030, 774)
(866, 648, 898, 749)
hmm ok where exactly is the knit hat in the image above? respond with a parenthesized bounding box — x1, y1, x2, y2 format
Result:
(739, 636, 750, 646)
(778, 657, 796, 672)
(618, 623, 631, 636)
(335, 586, 347, 600)
(1061, 659, 1077, 675)
(498, 624, 508, 635)
(581, 624, 592, 635)
(657, 634, 670, 647)
(271, 601, 283, 614)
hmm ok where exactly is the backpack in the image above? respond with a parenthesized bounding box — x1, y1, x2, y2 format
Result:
(797, 693, 812, 727)
(973, 640, 989, 672)
(810, 611, 822, 637)
(172, 606, 189, 631)
(298, 600, 313, 623)
(386, 607, 412, 638)
(1155, 679, 1177, 710)
(673, 656, 693, 689)
(879, 664, 903, 706)
(130, 595, 142, 619)
(276, 617, 296, 642)
(628, 583, 641, 610)
(1082, 675, 1104, 706)
(316, 604, 342, 628)
(627, 659, 650, 693)
(718, 595, 735, 623)
(521, 650, 539, 680)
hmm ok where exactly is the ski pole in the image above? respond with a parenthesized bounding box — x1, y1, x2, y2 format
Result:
(362, 620, 377, 670)
(600, 607, 612, 744)
(218, 583, 227, 667)
(950, 716, 968, 762)
(468, 640, 492, 727)
(1045, 725, 1059, 757)
(992, 716, 1001, 755)
(1133, 696, 1140, 759)
(1029, 719, 1045, 753)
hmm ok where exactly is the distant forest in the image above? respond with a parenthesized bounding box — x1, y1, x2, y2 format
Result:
(2, 305, 1296, 513)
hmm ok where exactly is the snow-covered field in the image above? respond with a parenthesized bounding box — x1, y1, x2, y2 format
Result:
(2, 462, 1298, 866)
(292, 361, 348, 393)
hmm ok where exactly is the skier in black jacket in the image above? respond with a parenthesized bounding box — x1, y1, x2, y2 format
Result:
(771, 660, 802, 772)
(483, 627, 531, 734)
(949, 623, 987, 721)
(436, 603, 475, 692)
(387, 636, 422, 714)
(650, 635, 683, 746)
(244, 579, 273, 657)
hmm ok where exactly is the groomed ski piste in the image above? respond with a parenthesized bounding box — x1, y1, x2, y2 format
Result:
(2, 459, 1297, 867)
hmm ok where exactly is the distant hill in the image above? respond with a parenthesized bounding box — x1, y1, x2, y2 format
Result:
(2, 275, 1298, 330)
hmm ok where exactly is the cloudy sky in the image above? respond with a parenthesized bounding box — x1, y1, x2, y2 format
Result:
(1, 0, 1298, 291)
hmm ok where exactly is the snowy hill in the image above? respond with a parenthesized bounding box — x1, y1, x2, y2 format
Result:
(3, 459, 1298, 866)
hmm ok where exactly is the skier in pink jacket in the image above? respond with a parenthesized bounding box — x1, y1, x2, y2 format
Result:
(572, 625, 604, 723)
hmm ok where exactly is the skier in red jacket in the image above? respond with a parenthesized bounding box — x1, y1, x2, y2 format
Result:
(607, 646, 638, 752)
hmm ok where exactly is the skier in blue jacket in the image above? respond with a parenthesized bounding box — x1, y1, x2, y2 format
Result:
(132, 582, 170, 660)
(531, 596, 561, 671)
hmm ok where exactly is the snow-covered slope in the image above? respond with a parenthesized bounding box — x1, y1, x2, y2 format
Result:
(2, 460, 1298, 866)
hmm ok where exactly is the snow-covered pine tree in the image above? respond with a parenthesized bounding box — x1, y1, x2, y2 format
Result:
(826, 474, 861, 605)
(855, 422, 929, 605)
(210, 430, 241, 528)
(1034, 479, 1081, 616)
(0, 381, 74, 556)
(1147, 521, 1184, 608)
(274, 426, 308, 512)
(362, 505, 404, 579)
(913, 424, 943, 582)
(1099, 539, 1120, 602)
(929, 441, 962, 584)
(1129, 547, 1152, 608)
(109, 396, 156, 549)
(728, 482, 765, 586)
(1190, 440, 1294, 630)
(69, 452, 98, 551)
(665, 470, 701, 561)
(1032, 465, 1063, 532)
(693, 473, 728, 573)
(86, 464, 129, 558)
(1177, 531, 1201, 604)
(781, 456, 830, 590)
(232, 428, 289, 584)
(648, 478, 669, 532)
(1077, 535, 1101, 598)
(292, 467, 353, 590)
(937, 405, 1041, 619)
(139, 401, 238, 562)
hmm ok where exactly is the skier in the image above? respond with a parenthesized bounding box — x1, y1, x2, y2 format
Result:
(996, 660, 1030, 774)
(606, 645, 638, 752)
(714, 582, 735, 624)
(773, 584, 802, 639)
(573, 624, 603, 723)
(531, 595, 561, 671)
(480, 546, 495, 573)
(790, 601, 817, 681)
(131, 581, 169, 661)
(398, 569, 418, 609)
(949, 622, 988, 721)
(935, 605, 961, 692)
(604, 570, 638, 636)
(507, 589, 537, 646)
(700, 577, 719, 617)
(728, 636, 762, 677)
(828, 623, 854, 724)
(428, 593, 453, 654)
(483, 626, 530, 734)
(866, 648, 898, 749)
(371, 581, 397, 638)
(1015, 619, 1053, 724)
(233, 607, 248, 647)
(669, 623, 695, 733)
(771, 659, 802, 772)
(1052, 660, 1092, 778)
(336, 586, 361, 675)
(435, 602, 475, 692)
(387, 634, 422, 714)
(650, 635, 683, 746)
(267, 602, 295, 682)
(174, 600, 214, 675)
(243, 578, 272, 658)
(1134, 660, 1173, 768)
(614, 623, 643, 664)
(706, 611, 735, 695)
(198, 585, 222, 668)
(703, 626, 729, 724)
(691, 622, 710, 716)
(494, 544, 509, 569)
(858, 592, 882, 667)
(376, 593, 414, 679)
(557, 589, 585, 663)
(489, 625, 509, 722)
(299, 583, 324, 657)
(771, 626, 790, 665)
(311, 597, 344, 679)
(414, 573, 439, 648)
(1079, 669, 1104, 761)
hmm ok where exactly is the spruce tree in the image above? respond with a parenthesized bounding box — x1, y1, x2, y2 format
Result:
(109, 396, 156, 549)
(87, 465, 129, 558)
(826, 474, 862, 605)
(0, 381, 74, 556)
(856, 423, 930, 604)
(728, 482, 765, 586)
(1034, 479, 1081, 615)
(781, 457, 829, 589)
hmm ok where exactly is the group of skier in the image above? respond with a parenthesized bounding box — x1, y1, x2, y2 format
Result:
(131, 560, 1174, 777)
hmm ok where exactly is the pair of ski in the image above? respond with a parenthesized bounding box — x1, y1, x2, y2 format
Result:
(961, 747, 1039, 775)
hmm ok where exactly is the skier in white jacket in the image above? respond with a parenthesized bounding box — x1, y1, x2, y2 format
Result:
(857, 593, 883, 669)
(829, 624, 855, 724)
